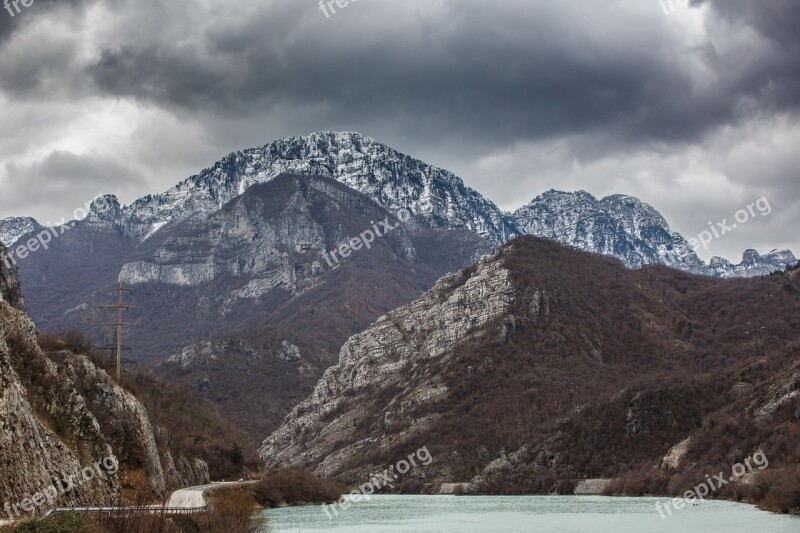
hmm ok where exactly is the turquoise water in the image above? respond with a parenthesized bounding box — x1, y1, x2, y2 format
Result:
(262, 494, 800, 532)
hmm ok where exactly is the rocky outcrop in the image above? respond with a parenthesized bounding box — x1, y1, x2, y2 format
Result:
(260, 249, 516, 479)
(0, 244, 202, 513)
(54, 351, 166, 494)
(661, 436, 692, 470)
(0, 218, 41, 247)
(0, 244, 24, 310)
(162, 452, 210, 489)
(753, 365, 800, 422)
(0, 257, 121, 510)
(512, 190, 795, 278)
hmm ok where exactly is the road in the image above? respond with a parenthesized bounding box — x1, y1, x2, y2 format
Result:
(30, 480, 255, 520)
(164, 481, 241, 509)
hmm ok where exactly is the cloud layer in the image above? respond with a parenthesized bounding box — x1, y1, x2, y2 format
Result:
(0, 0, 798, 261)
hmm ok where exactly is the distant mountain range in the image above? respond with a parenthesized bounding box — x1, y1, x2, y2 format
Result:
(8, 172, 486, 442)
(1, 132, 796, 445)
(1, 132, 794, 277)
(3, 134, 799, 512)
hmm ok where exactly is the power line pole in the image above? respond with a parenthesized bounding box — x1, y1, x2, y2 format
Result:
(102, 282, 138, 381)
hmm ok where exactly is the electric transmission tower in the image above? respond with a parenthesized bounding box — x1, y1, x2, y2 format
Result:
(101, 282, 139, 381)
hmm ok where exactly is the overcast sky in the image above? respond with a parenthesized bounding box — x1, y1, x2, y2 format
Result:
(0, 0, 798, 262)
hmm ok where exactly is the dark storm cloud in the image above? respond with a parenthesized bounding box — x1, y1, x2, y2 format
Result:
(700, 0, 800, 111)
(0, 0, 93, 43)
(80, 0, 800, 150)
(0, 0, 799, 260)
(1, 151, 145, 220)
(702, 0, 800, 46)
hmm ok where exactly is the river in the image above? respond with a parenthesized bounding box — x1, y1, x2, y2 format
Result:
(262, 494, 800, 532)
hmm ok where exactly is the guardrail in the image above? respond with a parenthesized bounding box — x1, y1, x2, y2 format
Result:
(43, 505, 208, 517)
(39, 480, 259, 520)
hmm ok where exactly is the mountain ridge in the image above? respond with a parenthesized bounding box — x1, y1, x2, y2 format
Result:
(259, 236, 800, 509)
(1, 132, 792, 278)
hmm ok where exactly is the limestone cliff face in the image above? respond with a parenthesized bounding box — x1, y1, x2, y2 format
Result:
(0, 244, 24, 311)
(0, 266, 121, 508)
(0, 243, 204, 513)
(54, 352, 166, 494)
(162, 452, 211, 489)
(118, 175, 423, 294)
(260, 249, 515, 479)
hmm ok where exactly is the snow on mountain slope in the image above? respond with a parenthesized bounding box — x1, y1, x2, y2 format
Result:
(512, 190, 794, 277)
(118, 132, 517, 244)
(2, 133, 794, 278)
(0, 217, 41, 247)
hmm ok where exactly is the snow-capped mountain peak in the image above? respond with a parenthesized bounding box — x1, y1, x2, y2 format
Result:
(0, 217, 41, 247)
(121, 131, 516, 244)
(1, 132, 794, 279)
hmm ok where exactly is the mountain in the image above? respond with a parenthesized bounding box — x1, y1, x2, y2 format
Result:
(86, 131, 516, 245)
(15, 173, 486, 443)
(260, 237, 800, 508)
(2, 134, 793, 278)
(708, 249, 798, 278)
(2, 132, 796, 447)
(0, 217, 41, 247)
(511, 190, 796, 277)
(0, 241, 212, 512)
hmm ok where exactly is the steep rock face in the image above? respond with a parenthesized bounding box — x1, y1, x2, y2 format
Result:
(260, 250, 516, 480)
(1, 245, 205, 513)
(0, 244, 24, 310)
(54, 352, 166, 494)
(261, 237, 800, 487)
(0, 275, 121, 509)
(162, 452, 210, 489)
(118, 177, 326, 290)
(0, 218, 41, 247)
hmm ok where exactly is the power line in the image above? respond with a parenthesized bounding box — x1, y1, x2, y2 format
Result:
(101, 282, 139, 381)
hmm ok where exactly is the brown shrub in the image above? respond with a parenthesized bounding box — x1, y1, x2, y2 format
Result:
(254, 468, 344, 507)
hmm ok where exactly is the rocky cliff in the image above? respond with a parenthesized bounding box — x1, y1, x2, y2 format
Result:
(261, 237, 800, 491)
(0, 242, 208, 516)
(260, 250, 516, 480)
(0, 242, 122, 510)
